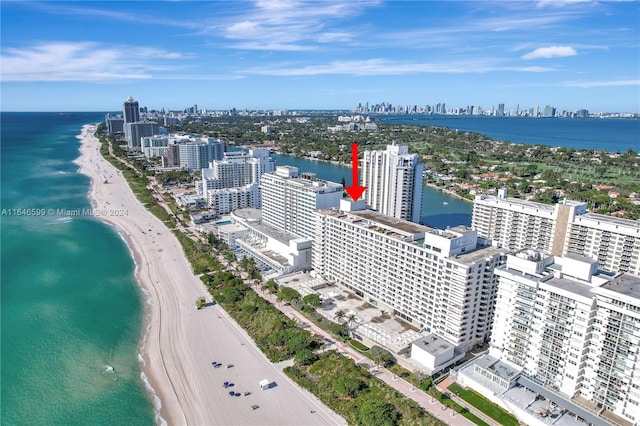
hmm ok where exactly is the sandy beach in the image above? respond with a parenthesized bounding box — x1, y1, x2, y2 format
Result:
(75, 125, 344, 426)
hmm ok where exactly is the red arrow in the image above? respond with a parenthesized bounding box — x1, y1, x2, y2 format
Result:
(345, 143, 367, 201)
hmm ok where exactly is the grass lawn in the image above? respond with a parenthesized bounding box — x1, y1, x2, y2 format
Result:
(350, 339, 369, 352)
(448, 382, 519, 426)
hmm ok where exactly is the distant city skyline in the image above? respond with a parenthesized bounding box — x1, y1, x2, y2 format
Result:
(1, 1, 638, 112)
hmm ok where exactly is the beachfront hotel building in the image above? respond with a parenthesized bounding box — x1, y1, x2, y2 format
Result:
(105, 113, 124, 134)
(361, 143, 424, 223)
(145, 134, 224, 170)
(312, 201, 506, 354)
(261, 166, 343, 239)
(472, 190, 640, 276)
(200, 149, 275, 214)
(483, 250, 640, 425)
(124, 121, 160, 151)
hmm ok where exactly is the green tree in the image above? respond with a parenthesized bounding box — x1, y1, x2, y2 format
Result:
(335, 309, 346, 323)
(346, 313, 358, 336)
(333, 376, 365, 398)
(302, 293, 322, 308)
(294, 349, 318, 366)
(278, 287, 300, 303)
(218, 287, 243, 304)
(358, 398, 399, 426)
(265, 279, 279, 293)
(370, 346, 393, 366)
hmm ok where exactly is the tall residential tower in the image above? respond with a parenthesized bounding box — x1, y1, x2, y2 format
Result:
(122, 96, 140, 123)
(361, 143, 424, 223)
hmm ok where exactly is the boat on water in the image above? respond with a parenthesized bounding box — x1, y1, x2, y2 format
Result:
(105, 365, 115, 373)
(442, 202, 449, 205)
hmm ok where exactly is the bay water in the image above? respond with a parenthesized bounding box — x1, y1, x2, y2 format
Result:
(379, 115, 640, 152)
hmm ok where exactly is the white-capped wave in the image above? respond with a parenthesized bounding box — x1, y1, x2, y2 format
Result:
(140, 368, 167, 426)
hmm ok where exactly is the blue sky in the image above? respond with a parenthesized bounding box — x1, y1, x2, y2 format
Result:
(1, 1, 638, 112)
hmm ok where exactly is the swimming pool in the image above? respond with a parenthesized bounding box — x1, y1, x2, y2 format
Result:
(216, 220, 232, 226)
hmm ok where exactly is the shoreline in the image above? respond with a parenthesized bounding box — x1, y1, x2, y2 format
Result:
(423, 182, 473, 204)
(75, 125, 345, 425)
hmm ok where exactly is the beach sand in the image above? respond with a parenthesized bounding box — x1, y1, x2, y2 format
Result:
(75, 125, 344, 426)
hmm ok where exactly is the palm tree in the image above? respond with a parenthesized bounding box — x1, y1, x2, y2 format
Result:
(335, 309, 346, 324)
(346, 313, 357, 336)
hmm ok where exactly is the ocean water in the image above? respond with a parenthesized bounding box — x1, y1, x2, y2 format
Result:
(0, 113, 155, 425)
(379, 115, 640, 152)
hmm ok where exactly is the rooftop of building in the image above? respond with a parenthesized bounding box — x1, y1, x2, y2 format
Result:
(475, 195, 558, 212)
(245, 221, 297, 245)
(452, 244, 507, 265)
(566, 253, 598, 264)
(262, 173, 342, 192)
(473, 354, 521, 381)
(600, 273, 640, 299)
(412, 334, 454, 357)
(544, 272, 595, 299)
(351, 209, 433, 235)
(236, 239, 290, 268)
(232, 207, 262, 223)
(576, 212, 640, 230)
(459, 355, 611, 426)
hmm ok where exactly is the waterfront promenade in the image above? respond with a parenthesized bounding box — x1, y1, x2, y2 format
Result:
(269, 299, 477, 426)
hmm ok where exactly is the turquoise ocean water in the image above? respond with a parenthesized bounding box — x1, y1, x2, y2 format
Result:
(1, 113, 156, 425)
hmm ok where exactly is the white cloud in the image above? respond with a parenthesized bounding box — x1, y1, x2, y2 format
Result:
(522, 46, 577, 59)
(536, 0, 592, 8)
(217, 0, 374, 50)
(563, 79, 640, 87)
(0, 42, 188, 82)
(245, 59, 555, 76)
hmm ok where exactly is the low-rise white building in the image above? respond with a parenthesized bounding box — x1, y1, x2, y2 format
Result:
(410, 334, 463, 374)
(227, 208, 313, 276)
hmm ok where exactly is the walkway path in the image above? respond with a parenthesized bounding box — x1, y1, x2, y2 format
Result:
(275, 302, 475, 426)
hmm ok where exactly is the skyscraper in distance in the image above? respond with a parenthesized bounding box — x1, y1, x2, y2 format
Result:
(123, 96, 140, 123)
(361, 143, 424, 223)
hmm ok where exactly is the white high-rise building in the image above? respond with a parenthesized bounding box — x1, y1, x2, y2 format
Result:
(361, 143, 424, 223)
(564, 213, 640, 276)
(142, 134, 224, 169)
(124, 121, 159, 151)
(313, 202, 506, 353)
(472, 192, 640, 275)
(201, 149, 274, 214)
(491, 251, 640, 425)
(261, 166, 343, 239)
(201, 149, 273, 192)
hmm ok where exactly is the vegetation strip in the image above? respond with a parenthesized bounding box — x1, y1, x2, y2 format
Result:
(447, 382, 519, 426)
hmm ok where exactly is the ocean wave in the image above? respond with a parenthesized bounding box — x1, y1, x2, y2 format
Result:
(48, 216, 73, 225)
(140, 368, 167, 426)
